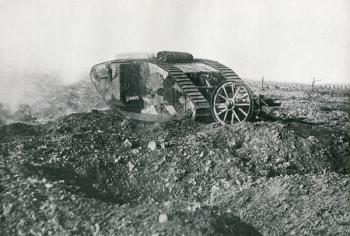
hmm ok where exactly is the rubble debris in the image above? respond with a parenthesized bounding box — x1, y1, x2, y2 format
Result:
(148, 141, 157, 151)
(158, 213, 168, 223)
(123, 139, 132, 148)
(0, 80, 349, 235)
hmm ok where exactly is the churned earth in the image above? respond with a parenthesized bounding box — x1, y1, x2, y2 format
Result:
(0, 79, 349, 235)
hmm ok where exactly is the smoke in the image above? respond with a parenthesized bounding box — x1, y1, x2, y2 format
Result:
(0, 0, 349, 110)
(0, 70, 62, 109)
(0, 71, 105, 125)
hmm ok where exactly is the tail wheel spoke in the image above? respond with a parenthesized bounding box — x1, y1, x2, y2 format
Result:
(218, 93, 227, 100)
(217, 108, 228, 115)
(211, 81, 254, 124)
(238, 108, 248, 117)
(232, 110, 241, 122)
(216, 103, 227, 109)
(222, 85, 228, 98)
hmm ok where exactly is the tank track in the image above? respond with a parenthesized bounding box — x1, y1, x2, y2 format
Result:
(155, 62, 212, 119)
(202, 60, 241, 81)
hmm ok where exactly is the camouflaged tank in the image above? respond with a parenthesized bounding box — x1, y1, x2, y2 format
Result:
(90, 51, 280, 124)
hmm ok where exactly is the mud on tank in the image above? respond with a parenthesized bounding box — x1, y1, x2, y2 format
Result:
(90, 51, 280, 124)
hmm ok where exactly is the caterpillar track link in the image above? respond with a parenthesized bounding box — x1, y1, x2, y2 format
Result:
(155, 62, 212, 119)
(202, 60, 241, 81)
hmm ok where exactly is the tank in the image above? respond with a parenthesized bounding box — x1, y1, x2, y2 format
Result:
(90, 51, 280, 124)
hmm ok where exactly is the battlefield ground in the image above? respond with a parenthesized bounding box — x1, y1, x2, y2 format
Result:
(0, 76, 349, 235)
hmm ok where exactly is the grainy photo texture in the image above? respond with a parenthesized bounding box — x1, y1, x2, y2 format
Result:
(0, 0, 349, 235)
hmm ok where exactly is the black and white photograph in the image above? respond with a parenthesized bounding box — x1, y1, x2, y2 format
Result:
(0, 0, 349, 235)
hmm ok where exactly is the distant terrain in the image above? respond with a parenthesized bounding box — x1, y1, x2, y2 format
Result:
(1, 77, 349, 235)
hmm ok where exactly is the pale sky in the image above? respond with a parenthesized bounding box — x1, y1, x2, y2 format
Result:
(0, 0, 349, 87)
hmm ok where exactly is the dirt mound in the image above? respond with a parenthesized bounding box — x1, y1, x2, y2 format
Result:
(1, 88, 350, 235)
(1, 175, 261, 236)
(10, 111, 347, 202)
(214, 173, 350, 235)
(0, 122, 41, 142)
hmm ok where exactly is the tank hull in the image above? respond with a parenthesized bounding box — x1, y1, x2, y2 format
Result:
(90, 51, 255, 123)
